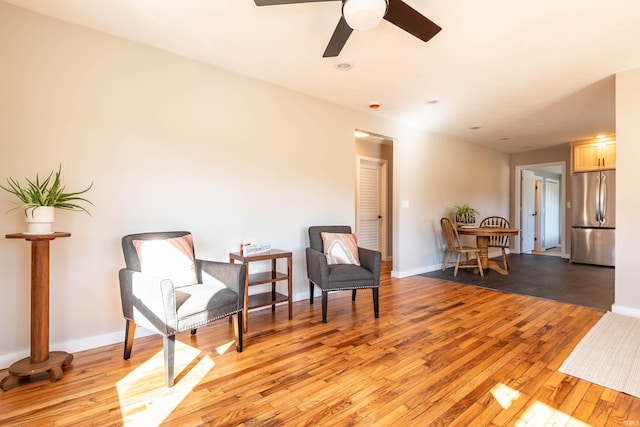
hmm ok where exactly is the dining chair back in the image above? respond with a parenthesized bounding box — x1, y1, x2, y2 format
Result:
(479, 216, 511, 270)
(440, 217, 483, 277)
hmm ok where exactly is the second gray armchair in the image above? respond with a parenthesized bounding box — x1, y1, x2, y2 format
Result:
(305, 226, 381, 323)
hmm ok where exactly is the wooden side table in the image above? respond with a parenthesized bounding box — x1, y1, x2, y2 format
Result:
(1, 232, 73, 391)
(229, 249, 292, 333)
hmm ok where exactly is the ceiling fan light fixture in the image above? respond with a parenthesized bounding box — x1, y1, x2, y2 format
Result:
(342, 0, 389, 31)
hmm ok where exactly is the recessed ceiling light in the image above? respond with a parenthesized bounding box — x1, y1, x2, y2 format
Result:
(499, 137, 511, 141)
(468, 126, 481, 130)
(522, 145, 533, 149)
(425, 99, 439, 104)
(335, 62, 354, 70)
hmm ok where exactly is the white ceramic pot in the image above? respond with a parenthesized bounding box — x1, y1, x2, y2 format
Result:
(25, 206, 55, 234)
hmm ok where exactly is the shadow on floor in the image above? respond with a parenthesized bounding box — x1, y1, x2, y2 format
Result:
(422, 253, 614, 311)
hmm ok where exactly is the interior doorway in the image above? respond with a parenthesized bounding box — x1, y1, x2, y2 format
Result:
(355, 131, 393, 262)
(356, 156, 388, 256)
(514, 162, 566, 258)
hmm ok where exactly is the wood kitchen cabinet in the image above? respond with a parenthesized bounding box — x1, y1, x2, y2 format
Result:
(570, 138, 616, 173)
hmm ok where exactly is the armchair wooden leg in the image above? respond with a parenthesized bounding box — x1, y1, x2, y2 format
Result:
(322, 291, 328, 323)
(234, 313, 243, 352)
(372, 288, 379, 318)
(123, 319, 136, 360)
(163, 335, 176, 388)
(352, 289, 357, 301)
(309, 280, 315, 305)
(502, 249, 509, 270)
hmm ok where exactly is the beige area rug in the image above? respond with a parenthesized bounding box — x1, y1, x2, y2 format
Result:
(559, 312, 640, 398)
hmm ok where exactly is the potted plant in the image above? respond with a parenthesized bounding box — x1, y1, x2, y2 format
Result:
(0, 165, 93, 234)
(450, 204, 479, 226)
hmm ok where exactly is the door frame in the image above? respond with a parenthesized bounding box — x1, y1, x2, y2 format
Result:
(514, 161, 567, 257)
(521, 169, 536, 254)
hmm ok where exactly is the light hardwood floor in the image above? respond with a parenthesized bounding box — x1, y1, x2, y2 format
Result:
(1, 262, 639, 426)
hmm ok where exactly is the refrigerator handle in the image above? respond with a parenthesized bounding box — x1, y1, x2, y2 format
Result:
(595, 175, 601, 223)
(600, 176, 607, 225)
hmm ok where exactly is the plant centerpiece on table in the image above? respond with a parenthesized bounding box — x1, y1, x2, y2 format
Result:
(450, 204, 479, 227)
(0, 165, 93, 234)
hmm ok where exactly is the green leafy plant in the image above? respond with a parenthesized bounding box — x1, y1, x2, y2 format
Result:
(0, 165, 93, 216)
(450, 204, 479, 224)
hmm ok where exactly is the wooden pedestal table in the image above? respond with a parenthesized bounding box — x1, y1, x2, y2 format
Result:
(229, 249, 292, 333)
(456, 227, 520, 275)
(1, 232, 73, 391)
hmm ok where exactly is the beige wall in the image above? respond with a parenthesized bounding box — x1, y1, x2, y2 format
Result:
(614, 67, 640, 317)
(0, 3, 510, 366)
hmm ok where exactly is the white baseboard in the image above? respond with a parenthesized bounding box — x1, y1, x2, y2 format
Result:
(391, 249, 504, 279)
(611, 304, 640, 319)
(0, 328, 154, 370)
(392, 263, 441, 278)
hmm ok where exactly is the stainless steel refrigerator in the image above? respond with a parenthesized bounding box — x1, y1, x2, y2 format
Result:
(571, 170, 615, 266)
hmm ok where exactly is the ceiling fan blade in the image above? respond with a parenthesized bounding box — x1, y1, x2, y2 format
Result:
(383, 0, 441, 43)
(323, 16, 353, 57)
(254, 0, 338, 5)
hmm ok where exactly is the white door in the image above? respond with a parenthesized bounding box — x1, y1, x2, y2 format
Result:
(356, 157, 387, 258)
(534, 179, 543, 251)
(544, 178, 560, 248)
(521, 170, 536, 253)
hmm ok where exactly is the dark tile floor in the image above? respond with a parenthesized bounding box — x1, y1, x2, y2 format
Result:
(422, 253, 614, 311)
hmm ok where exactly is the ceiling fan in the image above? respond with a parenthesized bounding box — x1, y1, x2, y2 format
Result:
(253, 0, 442, 57)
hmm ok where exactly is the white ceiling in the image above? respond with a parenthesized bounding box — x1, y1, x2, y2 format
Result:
(5, 0, 640, 153)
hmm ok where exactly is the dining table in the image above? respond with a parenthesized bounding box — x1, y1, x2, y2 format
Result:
(456, 226, 520, 275)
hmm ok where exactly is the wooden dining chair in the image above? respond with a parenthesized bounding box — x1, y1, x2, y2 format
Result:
(440, 217, 484, 277)
(480, 216, 511, 271)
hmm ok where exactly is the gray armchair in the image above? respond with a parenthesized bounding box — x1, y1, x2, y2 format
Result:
(305, 226, 381, 323)
(119, 231, 245, 387)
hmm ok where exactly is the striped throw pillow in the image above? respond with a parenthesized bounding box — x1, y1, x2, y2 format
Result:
(321, 232, 360, 266)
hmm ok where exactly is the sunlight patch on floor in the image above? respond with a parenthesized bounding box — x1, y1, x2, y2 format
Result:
(491, 383, 521, 408)
(515, 401, 591, 426)
(493, 383, 591, 426)
(116, 341, 214, 426)
(215, 340, 234, 355)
